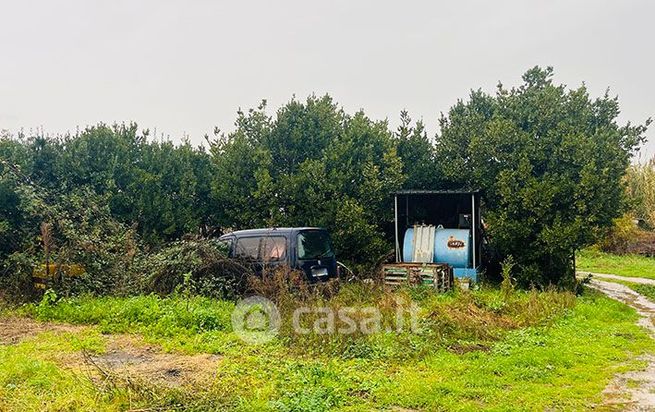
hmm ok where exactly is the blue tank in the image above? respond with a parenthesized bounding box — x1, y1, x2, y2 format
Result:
(403, 226, 471, 268)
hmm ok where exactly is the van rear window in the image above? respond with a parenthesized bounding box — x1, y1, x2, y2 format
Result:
(297, 231, 334, 260)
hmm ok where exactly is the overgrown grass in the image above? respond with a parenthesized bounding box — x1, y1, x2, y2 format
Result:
(20, 294, 242, 355)
(577, 247, 655, 279)
(1, 287, 653, 411)
(21, 283, 576, 361)
(0, 329, 111, 411)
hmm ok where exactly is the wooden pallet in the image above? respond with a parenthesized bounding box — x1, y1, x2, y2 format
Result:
(381, 263, 454, 292)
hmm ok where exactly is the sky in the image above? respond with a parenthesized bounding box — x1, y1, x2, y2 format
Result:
(1, 0, 654, 159)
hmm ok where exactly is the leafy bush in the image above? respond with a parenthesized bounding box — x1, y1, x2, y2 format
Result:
(210, 96, 404, 269)
(1, 70, 650, 295)
(0, 162, 142, 297)
(435, 66, 649, 286)
(597, 214, 642, 253)
(144, 238, 248, 299)
(0, 252, 38, 302)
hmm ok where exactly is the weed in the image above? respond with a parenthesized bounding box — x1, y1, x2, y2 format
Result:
(500, 255, 516, 299)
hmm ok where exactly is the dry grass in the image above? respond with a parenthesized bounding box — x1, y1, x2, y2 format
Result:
(246, 268, 577, 359)
(85, 335, 222, 388)
(626, 157, 655, 228)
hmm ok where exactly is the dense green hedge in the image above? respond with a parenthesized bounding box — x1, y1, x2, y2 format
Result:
(0, 67, 648, 293)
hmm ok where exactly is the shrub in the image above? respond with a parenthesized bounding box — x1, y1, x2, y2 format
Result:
(144, 238, 248, 299)
(0, 174, 142, 298)
(626, 157, 655, 228)
(209, 95, 404, 270)
(0, 252, 38, 302)
(597, 214, 642, 254)
(435, 66, 649, 286)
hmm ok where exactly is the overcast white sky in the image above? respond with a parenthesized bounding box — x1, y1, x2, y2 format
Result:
(1, 0, 653, 158)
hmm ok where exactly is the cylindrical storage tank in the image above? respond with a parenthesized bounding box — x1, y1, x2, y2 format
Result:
(402, 227, 416, 263)
(434, 228, 470, 268)
(403, 227, 471, 268)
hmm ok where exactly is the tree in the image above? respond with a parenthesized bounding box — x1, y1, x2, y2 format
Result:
(0, 124, 216, 249)
(394, 110, 439, 189)
(210, 95, 404, 267)
(0, 136, 31, 264)
(435, 66, 649, 286)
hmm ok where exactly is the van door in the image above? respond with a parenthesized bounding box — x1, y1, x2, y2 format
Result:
(234, 236, 263, 274)
(234, 235, 290, 275)
(260, 235, 289, 273)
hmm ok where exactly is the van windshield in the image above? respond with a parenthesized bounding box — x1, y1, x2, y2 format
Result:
(297, 230, 334, 260)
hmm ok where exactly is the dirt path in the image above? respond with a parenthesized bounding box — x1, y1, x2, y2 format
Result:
(0, 317, 221, 388)
(0, 317, 89, 345)
(579, 271, 655, 285)
(588, 278, 655, 410)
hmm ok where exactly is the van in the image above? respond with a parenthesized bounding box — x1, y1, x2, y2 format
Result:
(218, 227, 338, 282)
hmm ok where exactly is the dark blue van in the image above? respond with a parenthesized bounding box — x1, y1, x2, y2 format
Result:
(218, 227, 338, 282)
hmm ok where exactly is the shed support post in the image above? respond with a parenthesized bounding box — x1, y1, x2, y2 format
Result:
(394, 195, 400, 262)
(471, 193, 477, 268)
(405, 195, 409, 227)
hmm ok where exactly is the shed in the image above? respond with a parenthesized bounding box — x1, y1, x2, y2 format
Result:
(392, 189, 482, 280)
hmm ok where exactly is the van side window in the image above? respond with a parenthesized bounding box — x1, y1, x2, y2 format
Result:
(235, 237, 260, 259)
(261, 236, 287, 261)
(218, 238, 233, 255)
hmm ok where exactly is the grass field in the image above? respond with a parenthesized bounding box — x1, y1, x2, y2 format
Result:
(1, 286, 653, 411)
(577, 248, 655, 279)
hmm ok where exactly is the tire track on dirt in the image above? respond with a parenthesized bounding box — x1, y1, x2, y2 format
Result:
(588, 278, 655, 411)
